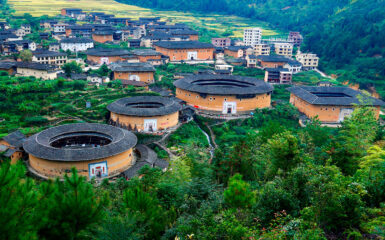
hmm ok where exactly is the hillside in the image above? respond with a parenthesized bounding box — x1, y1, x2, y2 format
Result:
(116, 0, 385, 96)
(7, 0, 281, 39)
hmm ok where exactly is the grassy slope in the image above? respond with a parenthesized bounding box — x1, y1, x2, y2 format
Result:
(8, 0, 282, 38)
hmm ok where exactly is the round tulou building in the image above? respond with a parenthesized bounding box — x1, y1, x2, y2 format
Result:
(173, 74, 273, 115)
(107, 96, 182, 133)
(23, 123, 137, 179)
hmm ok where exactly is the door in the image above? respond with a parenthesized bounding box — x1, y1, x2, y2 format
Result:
(100, 57, 109, 65)
(187, 51, 198, 60)
(89, 161, 108, 179)
(144, 119, 157, 132)
(339, 108, 353, 122)
(223, 102, 237, 114)
(129, 75, 140, 81)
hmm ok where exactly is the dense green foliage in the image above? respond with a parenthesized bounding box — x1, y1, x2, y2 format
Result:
(0, 65, 384, 238)
(0, 0, 12, 19)
(3, 103, 385, 239)
(1, 3, 385, 238)
(0, 74, 156, 136)
(0, 164, 106, 239)
(62, 62, 83, 77)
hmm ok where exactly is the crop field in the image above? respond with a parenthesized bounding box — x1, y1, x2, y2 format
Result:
(8, 0, 283, 38)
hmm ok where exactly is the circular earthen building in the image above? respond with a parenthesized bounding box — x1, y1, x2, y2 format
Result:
(107, 96, 182, 132)
(23, 123, 137, 179)
(173, 75, 273, 115)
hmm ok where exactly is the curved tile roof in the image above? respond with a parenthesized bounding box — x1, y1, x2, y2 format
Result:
(174, 74, 273, 95)
(60, 38, 93, 44)
(154, 41, 214, 49)
(85, 48, 131, 56)
(23, 123, 137, 161)
(287, 86, 385, 106)
(107, 96, 182, 117)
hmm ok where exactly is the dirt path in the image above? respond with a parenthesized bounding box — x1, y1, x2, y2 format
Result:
(315, 68, 333, 79)
(153, 124, 182, 159)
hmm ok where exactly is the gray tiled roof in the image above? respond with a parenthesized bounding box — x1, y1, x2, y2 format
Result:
(287, 86, 385, 106)
(265, 67, 290, 72)
(136, 144, 157, 165)
(257, 55, 291, 62)
(170, 29, 199, 35)
(226, 46, 252, 51)
(3, 130, 26, 148)
(122, 161, 150, 179)
(107, 96, 182, 117)
(85, 48, 131, 56)
(17, 62, 57, 71)
(32, 50, 66, 58)
(131, 49, 162, 56)
(23, 123, 137, 161)
(0, 62, 17, 69)
(123, 144, 169, 178)
(154, 159, 169, 169)
(154, 41, 214, 49)
(110, 62, 155, 72)
(174, 74, 273, 95)
(4, 148, 17, 157)
(121, 80, 147, 87)
(60, 38, 93, 44)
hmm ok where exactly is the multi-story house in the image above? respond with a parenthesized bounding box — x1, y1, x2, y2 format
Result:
(49, 43, 60, 52)
(254, 43, 270, 56)
(1, 40, 36, 55)
(274, 42, 293, 57)
(245, 54, 258, 68)
(211, 38, 231, 48)
(16, 62, 58, 80)
(288, 32, 303, 46)
(284, 59, 302, 74)
(60, 38, 94, 52)
(296, 52, 319, 70)
(32, 50, 67, 66)
(243, 28, 262, 46)
(264, 68, 292, 84)
(53, 23, 68, 34)
(14, 25, 31, 37)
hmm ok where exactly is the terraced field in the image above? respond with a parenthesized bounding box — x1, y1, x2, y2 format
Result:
(8, 0, 284, 38)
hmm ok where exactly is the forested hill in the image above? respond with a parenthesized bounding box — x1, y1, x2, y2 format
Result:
(117, 0, 385, 96)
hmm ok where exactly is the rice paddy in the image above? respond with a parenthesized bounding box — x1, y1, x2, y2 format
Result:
(8, 0, 284, 38)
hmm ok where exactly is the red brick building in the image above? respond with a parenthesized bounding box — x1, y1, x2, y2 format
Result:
(110, 62, 155, 85)
(154, 41, 214, 62)
(256, 55, 291, 68)
(92, 31, 114, 43)
(85, 48, 136, 65)
(264, 68, 292, 84)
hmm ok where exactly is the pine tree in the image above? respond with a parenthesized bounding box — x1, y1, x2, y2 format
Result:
(224, 173, 255, 209)
(37, 168, 107, 240)
(0, 163, 39, 239)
